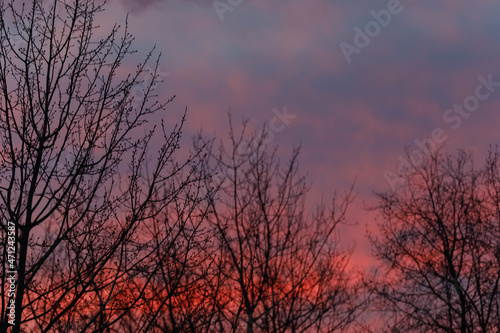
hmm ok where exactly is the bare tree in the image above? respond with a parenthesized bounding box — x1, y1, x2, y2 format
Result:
(368, 147, 500, 333)
(0, 0, 207, 332)
(193, 118, 363, 333)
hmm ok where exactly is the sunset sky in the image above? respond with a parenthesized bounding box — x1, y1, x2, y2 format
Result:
(107, 0, 500, 265)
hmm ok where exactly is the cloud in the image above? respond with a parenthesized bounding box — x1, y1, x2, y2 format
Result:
(115, 0, 164, 12)
(100, 0, 500, 269)
(114, 0, 211, 13)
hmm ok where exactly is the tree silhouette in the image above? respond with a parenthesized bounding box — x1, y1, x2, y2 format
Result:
(193, 118, 363, 333)
(0, 1, 206, 332)
(368, 147, 500, 333)
(0, 1, 367, 332)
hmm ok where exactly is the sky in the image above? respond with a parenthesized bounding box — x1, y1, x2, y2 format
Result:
(104, 0, 500, 267)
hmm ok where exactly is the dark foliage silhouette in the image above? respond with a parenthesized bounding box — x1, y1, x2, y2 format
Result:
(0, 1, 206, 331)
(0, 1, 365, 332)
(368, 147, 500, 333)
(192, 118, 364, 332)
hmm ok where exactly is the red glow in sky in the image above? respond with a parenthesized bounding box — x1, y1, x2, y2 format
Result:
(106, 0, 500, 267)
